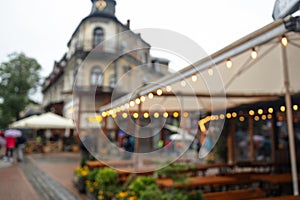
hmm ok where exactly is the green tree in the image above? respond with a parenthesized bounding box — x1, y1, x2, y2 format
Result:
(0, 52, 41, 128)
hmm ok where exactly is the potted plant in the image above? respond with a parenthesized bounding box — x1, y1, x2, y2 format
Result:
(95, 167, 119, 200)
(73, 165, 90, 193)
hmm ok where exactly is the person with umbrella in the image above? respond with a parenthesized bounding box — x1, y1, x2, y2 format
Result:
(3, 129, 21, 162)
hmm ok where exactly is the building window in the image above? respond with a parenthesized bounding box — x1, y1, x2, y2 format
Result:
(90, 67, 103, 86)
(93, 27, 104, 47)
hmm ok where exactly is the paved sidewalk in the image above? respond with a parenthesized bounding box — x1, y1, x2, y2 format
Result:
(0, 162, 39, 200)
(0, 153, 86, 200)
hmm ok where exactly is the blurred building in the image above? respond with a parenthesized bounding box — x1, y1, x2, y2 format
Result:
(42, 0, 170, 135)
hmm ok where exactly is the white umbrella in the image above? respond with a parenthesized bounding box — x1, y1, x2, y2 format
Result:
(4, 129, 22, 137)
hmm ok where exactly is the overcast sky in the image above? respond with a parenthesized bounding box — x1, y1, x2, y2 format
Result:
(0, 0, 276, 101)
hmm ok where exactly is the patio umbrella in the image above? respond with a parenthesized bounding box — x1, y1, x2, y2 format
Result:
(4, 129, 22, 137)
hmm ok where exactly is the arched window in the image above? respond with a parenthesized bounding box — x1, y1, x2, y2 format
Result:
(90, 67, 103, 86)
(93, 27, 104, 47)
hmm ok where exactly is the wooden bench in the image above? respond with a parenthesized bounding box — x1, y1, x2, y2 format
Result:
(86, 160, 134, 170)
(203, 188, 265, 200)
(251, 195, 300, 200)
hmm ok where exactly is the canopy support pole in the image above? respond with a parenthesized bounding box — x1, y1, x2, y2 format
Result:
(282, 44, 299, 196)
(133, 101, 142, 173)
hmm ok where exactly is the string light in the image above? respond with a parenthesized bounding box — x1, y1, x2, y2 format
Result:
(166, 85, 172, 92)
(226, 59, 232, 69)
(157, 89, 163, 96)
(208, 67, 214, 76)
(281, 35, 288, 47)
(122, 113, 128, 118)
(163, 112, 169, 118)
(154, 112, 160, 118)
(173, 112, 179, 118)
(101, 112, 107, 117)
(183, 112, 189, 118)
(133, 113, 139, 119)
(268, 107, 273, 113)
(140, 96, 146, 102)
(226, 113, 232, 119)
(258, 109, 263, 115)
(135, 98, 141, 105)
(129, 101, 135, 107)
(232, 112, 237, 118)
(267, 114, 272, 119)
(280, 106, 286, 112)
(251, 48, 258, 60)
(220, 114, 225, 119)
(239, 116, 245, 122)
(293, 105, 298, 111)
(112, 114, 117, 118)
(262, 115, 267, 120)
(143, 112, 149, 118)
(249, 110, 255, 116)
(148, 93, 154, 99)
(254, 116, 260, 121)
(191, 74, 198, 82)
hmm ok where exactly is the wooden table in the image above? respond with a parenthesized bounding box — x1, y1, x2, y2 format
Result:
(157, 175, 256, 188)
(250, 173, 300, 184)
(87, 160, 134, 169)
(251, 195, 300, 200)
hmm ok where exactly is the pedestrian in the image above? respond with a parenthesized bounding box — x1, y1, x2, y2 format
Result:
(16, 135, 27, 162)
(0, 130, 6, 158)
(3, 136, 16, 162)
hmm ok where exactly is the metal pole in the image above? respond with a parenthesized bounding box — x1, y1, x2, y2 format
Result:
(134, 101, 142, 173)
(282, 44, 299, 196)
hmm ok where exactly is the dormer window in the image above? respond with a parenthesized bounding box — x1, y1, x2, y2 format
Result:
(93, 27, 104, 47)
(90, 67, 103, 86)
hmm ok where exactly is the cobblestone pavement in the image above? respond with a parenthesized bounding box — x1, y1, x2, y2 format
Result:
(18, 155, 81, 200)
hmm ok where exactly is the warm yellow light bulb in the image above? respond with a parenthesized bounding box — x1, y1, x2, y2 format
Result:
(101, 112, 107, 117)
(280, 106, 285, 112)
(157, 89, 163, 96)
(281, 35, 288, 47)
(140, 96, 146, 102)
(232, 112, 237, 118)
(129, 101, 135, 107)
(268, 107, 273, 113)
(226, 113, 232, 119)
(239, 116, 245, 122)
(293, 105, 298, 111)
(226, 59, 232, 69)
(135, 98, 141, 105)
(122, 113, 128, 118)
(249, 110, 255, 116)
(258, 109, 263, 115)
(143, 112, 149, 118)
(163, 112, 169, 118)
(133, 113, 139, 119)
(173, 112, 179, 118)
(154, 112, 159, 118)
(183, 112, 189, 118)
(148, 93, 154, 99)
(166, 85, 172, 92)
(191, 74, 197, 82)
(251, 48, 258, 60)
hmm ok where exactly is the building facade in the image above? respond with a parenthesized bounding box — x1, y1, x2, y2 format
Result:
(42, 0, 170, 138)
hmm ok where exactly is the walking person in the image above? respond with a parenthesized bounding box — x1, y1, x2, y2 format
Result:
(16, 135, 27, 162)
(0, 130, 6, 158)
(3, 136, 16, 162)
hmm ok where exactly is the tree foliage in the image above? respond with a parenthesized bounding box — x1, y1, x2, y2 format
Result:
(0, 52, 41, 128)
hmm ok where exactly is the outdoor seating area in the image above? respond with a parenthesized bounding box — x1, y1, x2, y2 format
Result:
(73, 158, 300, 200)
